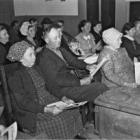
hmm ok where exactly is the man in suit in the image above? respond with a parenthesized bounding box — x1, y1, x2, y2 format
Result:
(37, 23, 108, 102)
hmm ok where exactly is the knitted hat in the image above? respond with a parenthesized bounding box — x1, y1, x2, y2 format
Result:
(20, 21, 31, 36)
(102, 28, 122, 46)
(7, 41, 32, 62)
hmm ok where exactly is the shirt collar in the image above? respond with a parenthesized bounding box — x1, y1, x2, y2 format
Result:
(124, 35, 134, 41)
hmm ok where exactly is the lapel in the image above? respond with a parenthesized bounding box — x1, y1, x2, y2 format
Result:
(45, 48, 67, 65)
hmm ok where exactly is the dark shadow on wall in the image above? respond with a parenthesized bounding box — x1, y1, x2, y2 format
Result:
(0, 0, 14, 25)
(101, 0, 115, 30)
(87, 0, 99, 23)
(130, 2, 140, 23)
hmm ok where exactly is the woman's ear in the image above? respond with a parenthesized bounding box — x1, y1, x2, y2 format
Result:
(81, 27, 84, 31)
(44, 38, 49, 44)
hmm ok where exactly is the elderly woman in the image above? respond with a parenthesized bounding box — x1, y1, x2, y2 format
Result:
(7, 41, 84, 139)
(76, 20, 101, 56)
(98, 28, 137, 88)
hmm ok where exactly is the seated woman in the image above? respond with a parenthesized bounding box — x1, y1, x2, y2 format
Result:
(76, 20, 101, 56)
(121, 22, 140, 61)
(7, 41, 84, 139)
(91, 20, 102, 45)
(20, 21, 42, 53)
(98, 28, 137, 88)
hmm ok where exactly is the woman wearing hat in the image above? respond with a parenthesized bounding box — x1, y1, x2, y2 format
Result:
(98, 28, 137, 88)
(7, 41, 84, 139)
(20, 21, 42, 53)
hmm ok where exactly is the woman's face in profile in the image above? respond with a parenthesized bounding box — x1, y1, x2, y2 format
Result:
(0, 29, 9, 44)
(21, 47, 36, 67)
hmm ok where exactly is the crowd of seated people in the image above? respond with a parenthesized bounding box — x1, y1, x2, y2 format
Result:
(0, 16, 140, 139)
(7, 41, 84, 139)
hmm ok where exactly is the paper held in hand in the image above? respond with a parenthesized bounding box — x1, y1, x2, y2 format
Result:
(47, 101, 87, 110)
(84, 54, 98, 64)
(90, 57, 108, 77)
(135, 62, 140, 84)
(1, 122, 17, 140)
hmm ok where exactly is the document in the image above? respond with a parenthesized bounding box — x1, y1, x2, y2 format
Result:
(1, 122, 17, 140)
(135, 62, 140, 84)
(47, 101, 87, 110)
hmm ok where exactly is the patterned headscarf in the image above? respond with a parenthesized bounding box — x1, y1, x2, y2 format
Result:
(102, 28, 122, 47)
(7, 41, 32, 62)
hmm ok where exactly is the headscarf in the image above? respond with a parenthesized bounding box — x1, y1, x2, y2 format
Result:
(102, 28, 122, 47)
(20, 21, 31, 36)
(7, 41, 32, 62)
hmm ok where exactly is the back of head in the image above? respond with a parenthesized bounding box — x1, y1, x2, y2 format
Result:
(122, 22, 135, 35)
(29, 18, 37, 24)
(41, 17, 53, 26)
(57, 20, 64, 26)
(102, 27, 122, 46)
(0, 24, 6, 32)
(10, 20, 19, 28)
(43, 23, 61, 38)
(92, 20, 102, 27)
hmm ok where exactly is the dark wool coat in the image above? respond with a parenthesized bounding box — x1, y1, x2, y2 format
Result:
(37, 47, 108, 102)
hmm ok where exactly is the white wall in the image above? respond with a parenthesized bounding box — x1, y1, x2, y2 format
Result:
(14, 0, 86, 36)
(115, 0, 140, 31)
(14, 0, 78, 16)
(115, 0, 129, 31)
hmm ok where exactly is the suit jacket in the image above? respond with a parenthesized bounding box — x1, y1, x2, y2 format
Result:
(8, 64, 44, 133)
(121, 36, 140, 61)
(37, 48, 80, 98)
(59, 46, 87, 70)
(37, 47, 108, 102)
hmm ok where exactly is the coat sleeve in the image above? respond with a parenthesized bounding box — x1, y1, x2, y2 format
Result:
(8, 72, 44, 114)
(60, 47, 87, 69)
